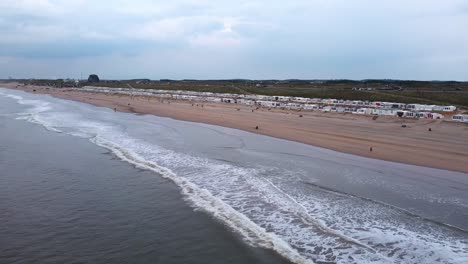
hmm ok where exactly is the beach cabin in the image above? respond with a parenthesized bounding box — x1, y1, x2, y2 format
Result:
(257, 101, 280, 107)
(293, 97, 309, 103)
(303, 104, 317, 110)
(433, 105, 445, 112)
(414, 112, 425, 118)
(321, 106, 332, 112)
(452, 114, 468, 122)
(406, 104, 425, 111)
(354, 108, 366, 114)
(443, 106, 457, 112)
(275, 96, 290, 102)
(375, 109, 397, 116)
(335, 107, 346, 113)
(397, 111, 416, 118)
(221, 98, 234, 103)
(419, 112, 431, 119)
(237, 99, 254, 105)
(354, 108, 372, 115)
(404, 111, 416, 118)
(286, 103, 302, 109)
(427, 113, 443, 119)
(206, 97, 222, 103)
(391, 103, 405, 109)
(423, 105, 436, 111)
(376, 102, 391, 109)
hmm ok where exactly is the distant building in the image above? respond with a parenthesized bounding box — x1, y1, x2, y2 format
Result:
(88, 74, 100, 82)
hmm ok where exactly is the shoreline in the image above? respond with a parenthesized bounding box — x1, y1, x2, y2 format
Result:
(2, 82, 468, 173)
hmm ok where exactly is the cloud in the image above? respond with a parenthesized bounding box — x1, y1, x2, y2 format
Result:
(0, 0, 467, 80)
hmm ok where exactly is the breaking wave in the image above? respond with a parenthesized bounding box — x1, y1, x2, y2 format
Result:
(1, 88, 467, 264)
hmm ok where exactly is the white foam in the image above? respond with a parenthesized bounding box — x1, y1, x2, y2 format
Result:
(1, 88, 467, 264)
(91, 137, 313, 264)
(0, 89, 313, 264)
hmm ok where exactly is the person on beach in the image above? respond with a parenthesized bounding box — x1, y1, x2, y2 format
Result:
(370, 146, 373, 152)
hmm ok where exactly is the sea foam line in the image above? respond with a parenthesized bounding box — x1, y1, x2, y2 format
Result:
(302, 180, 468, 233)
(3, 88, 467, 263)
(0, 89, 314, 264)
(264, 179, 380, 254)
(91, 137, 315, 264)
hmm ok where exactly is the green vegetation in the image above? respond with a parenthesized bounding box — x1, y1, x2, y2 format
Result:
(17, 79, 468, 108)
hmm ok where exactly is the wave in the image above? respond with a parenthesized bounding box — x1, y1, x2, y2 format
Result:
(302, 181, 468, 233)
(92, 138, 312, 264)
(1, 88, 467, 264)
(0, 89, 313, 264)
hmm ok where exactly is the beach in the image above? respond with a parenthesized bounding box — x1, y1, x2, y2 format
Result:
(1, 86, 467, 263)
(0, 102, 292, 264)
(4, 82, 468, 173)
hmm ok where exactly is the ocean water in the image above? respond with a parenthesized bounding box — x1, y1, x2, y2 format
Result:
(0, 87, 467, 264)
(0, 93, 291, 264)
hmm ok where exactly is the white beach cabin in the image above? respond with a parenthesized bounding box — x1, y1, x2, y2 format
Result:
(452, 114, 468, 123)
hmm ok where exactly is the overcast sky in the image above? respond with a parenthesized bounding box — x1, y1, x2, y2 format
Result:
(1, 0, 467, 80)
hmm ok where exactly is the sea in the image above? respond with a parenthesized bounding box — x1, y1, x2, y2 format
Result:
(0, 87, 467, 264)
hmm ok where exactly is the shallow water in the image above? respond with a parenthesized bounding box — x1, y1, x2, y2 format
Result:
(1, 88, 467, 264)
(0, 96, 291, 264)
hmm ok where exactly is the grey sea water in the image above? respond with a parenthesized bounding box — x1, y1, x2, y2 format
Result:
(0, 88, 467, 264)
(0, 94, 291, 264)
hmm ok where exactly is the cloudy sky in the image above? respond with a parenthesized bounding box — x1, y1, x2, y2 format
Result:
(1, 0, 467, 80)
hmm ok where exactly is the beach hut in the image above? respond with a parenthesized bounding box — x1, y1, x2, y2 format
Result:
(443, 106, 457, 112)
(426, 113, 443, 119)
(276, 96, 290, 102)
(354, 108, 372, 115)
(432, 105, 444, 111)
(344, 107, 354, 113)
(303, 104, 317, 110)
(286, 103, 302, 109)
(404, 111, 416, 118)
(383, 109, 398, 116)
(335, 107, 346, 113)
(321, 106, 332, 112)
(451, 114, 468, 122)
(293, 97, 309, 103)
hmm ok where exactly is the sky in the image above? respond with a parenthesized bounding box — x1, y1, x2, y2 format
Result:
(1, 0, 467, 80)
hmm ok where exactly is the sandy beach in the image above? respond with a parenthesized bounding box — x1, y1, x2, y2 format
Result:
(3, 82, 468, 173)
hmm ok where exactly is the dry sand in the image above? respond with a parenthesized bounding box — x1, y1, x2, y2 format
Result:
(3, 82, 468, 173)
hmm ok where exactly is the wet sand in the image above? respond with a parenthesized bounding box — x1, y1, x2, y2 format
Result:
(4, 82, 468, 173)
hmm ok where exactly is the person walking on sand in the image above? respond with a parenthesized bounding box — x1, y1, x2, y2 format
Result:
(369, 146, 373, 152)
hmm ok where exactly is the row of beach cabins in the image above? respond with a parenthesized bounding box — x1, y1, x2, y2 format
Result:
(77, 86, 468, 123)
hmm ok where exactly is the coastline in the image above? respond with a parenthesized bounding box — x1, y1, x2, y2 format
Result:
(3, 82, 468, 173)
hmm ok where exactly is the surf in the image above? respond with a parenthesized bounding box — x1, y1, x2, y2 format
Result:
(1, 88, 467, 264)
